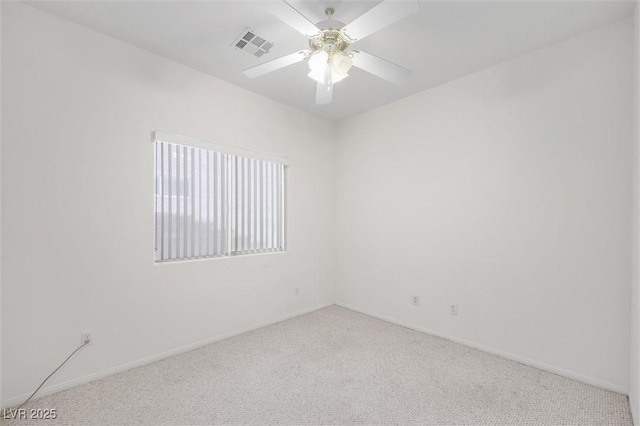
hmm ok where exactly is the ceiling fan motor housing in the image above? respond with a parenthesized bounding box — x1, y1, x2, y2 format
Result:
(309, 28, 349, 53)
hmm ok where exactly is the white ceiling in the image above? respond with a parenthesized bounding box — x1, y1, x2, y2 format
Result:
(27, 0, 635, 121)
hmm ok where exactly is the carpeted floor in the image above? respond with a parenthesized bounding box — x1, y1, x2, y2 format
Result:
(2, 306, 633, 425)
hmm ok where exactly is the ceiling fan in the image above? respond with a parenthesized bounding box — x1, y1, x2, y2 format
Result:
(243, 0, 420, 105)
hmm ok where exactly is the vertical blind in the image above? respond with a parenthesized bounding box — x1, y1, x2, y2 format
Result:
(155, 140, 285, 262)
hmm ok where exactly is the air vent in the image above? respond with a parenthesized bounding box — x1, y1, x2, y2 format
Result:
(232, 27, 273, 58)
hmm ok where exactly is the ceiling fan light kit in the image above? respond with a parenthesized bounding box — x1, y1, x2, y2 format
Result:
(243, 0, 419, 105)
(307, 50, 352, 85)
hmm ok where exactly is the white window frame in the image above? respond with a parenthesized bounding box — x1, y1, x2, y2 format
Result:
(153, 131, 288, 263)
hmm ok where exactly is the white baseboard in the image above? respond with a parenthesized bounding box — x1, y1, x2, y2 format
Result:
(335, 301, 628, 395)
(2, 302, 334, 409)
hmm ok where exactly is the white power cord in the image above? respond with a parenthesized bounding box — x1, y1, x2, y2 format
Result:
(15, 341, 89, 410)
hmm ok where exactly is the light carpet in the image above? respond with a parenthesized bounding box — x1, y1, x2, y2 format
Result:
(3, 306, 633, 425)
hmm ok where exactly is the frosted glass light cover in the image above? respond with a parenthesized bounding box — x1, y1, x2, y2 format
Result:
(308, 51, 352, 84)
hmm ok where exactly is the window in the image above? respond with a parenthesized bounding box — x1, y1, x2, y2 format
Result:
(154, 134, 286, 262)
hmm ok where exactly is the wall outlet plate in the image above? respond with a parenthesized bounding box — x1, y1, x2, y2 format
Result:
(412, 296, 420, 306)
(81, 331, 93, 346)
(449, 304, 458, 315)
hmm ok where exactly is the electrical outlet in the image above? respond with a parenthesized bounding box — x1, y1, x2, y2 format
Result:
(449, 304, 458, 315)
(81, 331, 93, 346)
(412, 296, 420, 306)
(295, 287, 300, 296)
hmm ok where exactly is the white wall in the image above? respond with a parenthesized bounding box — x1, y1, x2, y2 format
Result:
(335, 19, 633, 392)
(1, 3, 334, 404)
(630, 1, 640, 423)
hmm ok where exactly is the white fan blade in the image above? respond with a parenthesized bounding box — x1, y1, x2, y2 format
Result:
(341, 0, 420, 42)
(268, 1, 321, 38)
(316, 81, 333, 105)
(350, 50, 412, 85)
(243, 50, 309, 78)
